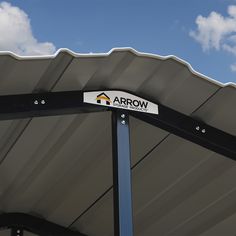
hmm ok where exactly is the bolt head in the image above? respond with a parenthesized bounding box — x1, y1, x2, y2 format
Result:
(121, 114, 126, 119)
(196, 126, 200, 131)
(202, 129, 206, 133)
(121, 120, 126, 125)
(41, 100, 45, 104)
(34, 100, 38, 105)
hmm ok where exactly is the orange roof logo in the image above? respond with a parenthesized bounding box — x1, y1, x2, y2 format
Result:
(96, 92, 111, 105)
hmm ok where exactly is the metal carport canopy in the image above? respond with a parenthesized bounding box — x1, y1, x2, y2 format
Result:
(0, 48, 235, 236)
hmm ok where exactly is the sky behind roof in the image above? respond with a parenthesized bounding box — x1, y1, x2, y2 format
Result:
(0, 0, 236, 84)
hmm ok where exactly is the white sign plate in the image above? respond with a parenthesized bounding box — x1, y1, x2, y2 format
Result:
(83, 90, 159, 115)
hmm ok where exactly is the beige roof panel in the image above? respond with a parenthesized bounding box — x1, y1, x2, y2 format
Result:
(0, 48, 235, 236)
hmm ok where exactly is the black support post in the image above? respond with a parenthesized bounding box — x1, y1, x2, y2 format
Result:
(112, 110, 133, 236)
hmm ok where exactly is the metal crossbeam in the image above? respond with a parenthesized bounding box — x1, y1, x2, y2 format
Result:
(0, 91, 106, 120)
(131, 104, 236, 161)
(11, 228, 23, 236)
(0, 90, 234, 160)
(0, 213, 86, 236)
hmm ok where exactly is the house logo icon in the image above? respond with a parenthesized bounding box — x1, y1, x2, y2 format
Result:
(96, 92, 111, 105)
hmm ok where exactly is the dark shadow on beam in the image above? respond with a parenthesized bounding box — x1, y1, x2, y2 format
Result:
(0, 213, 86, 236)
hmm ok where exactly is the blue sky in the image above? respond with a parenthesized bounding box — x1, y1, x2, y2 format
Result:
(1, 0, 236, 84)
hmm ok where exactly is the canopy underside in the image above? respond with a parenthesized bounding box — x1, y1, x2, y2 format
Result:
(0, 48, 235, 236)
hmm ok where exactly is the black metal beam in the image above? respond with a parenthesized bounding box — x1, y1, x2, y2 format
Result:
(11, 228, 23, 236)
(0, 90, 234, 160)
(0, 91, 106, 120)
(131, 103, 236, 161)
(0, 213, 86, 236)
(112, 110, 133, 236)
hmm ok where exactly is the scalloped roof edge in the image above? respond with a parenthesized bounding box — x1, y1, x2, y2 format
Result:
(0, 47, 235, 89)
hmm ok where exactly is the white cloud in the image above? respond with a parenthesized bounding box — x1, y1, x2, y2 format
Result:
(190, 5, 236, 72)
(0, 1, 56, 55)
(222, 43, 236, 55)
(227, 34, 236, 43)
(190, 7, 236, 51)
(230, 63, 236, 71)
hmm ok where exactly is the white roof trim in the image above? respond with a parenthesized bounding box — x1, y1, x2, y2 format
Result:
(0, 47, 235, 89)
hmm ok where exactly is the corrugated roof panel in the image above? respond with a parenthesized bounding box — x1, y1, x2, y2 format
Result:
(53, 50, 221, 115)
(0, 56, 50, 94)
(72, 132, 236, 236)
(199, 213, 236, 236)
(0, 230, 11, 236)
(0, 48, 235, 236)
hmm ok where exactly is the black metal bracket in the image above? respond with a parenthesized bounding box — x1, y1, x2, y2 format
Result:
(0, 213, 86, 236)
